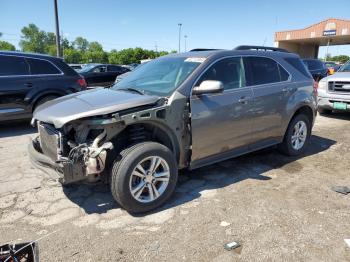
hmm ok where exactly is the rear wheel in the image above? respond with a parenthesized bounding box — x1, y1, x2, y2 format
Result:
(110, 142, 178, 213)
(278, 114, 311, 156)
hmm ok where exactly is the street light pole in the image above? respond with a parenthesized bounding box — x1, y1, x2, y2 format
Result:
(178, 23, 182, 53)
(53, 0, 61, 57)
(184, 35, 188, 52)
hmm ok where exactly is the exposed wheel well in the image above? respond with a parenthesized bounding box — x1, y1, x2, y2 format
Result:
(106, 123, 179, 167)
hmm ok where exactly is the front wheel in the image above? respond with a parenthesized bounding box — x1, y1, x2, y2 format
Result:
(278, 114, 311, 156)
(110, 142, 178, 213)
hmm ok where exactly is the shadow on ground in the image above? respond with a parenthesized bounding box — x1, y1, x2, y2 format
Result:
(0, 121, 36, 138)
(319, 111, 350, 121)
(62, 135, 336, 216)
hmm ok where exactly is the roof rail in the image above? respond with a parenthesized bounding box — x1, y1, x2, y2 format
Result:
(190, 48, 221, 52)
(234, 45, 290, 53)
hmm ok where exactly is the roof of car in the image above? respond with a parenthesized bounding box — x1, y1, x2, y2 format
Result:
(0, 51, 63, 61)
(165, 48, 299, 60)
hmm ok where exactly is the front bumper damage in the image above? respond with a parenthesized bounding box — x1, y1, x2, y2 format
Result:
(29, 137, 88, 184)
(29, 124, 114, 185)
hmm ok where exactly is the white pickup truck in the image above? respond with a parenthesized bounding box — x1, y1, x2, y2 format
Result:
(318, 60, 350, 114)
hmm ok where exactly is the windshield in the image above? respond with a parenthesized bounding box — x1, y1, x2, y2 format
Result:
(78, 64, 99, 73)
(338, 60, 350, 72)
(111, 57, 203, 96)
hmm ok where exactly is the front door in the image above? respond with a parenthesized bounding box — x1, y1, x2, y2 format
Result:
(190, 57, 254, 164)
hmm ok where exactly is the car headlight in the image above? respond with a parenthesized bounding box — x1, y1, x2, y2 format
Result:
(318, 80, 327, 90)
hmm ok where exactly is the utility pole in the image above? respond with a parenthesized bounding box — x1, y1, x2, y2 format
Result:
(155, 42, 158, 53)
(53, 0, 61, 57)
(178, 23, 182, 53)
(184, 35, 188, 52)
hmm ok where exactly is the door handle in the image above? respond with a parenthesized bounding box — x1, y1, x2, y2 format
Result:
(25, 82, 33, 87)
(238, 96, 250, 104)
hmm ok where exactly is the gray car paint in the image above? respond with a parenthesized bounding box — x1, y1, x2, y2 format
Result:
(33, 87, 160, 128)
(32, 49, 316, 172)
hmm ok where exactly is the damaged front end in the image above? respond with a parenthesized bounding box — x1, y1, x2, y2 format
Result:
(29, 119, 118, 184)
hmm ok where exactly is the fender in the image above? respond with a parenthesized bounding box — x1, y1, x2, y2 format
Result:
(282, 87, 316, 135)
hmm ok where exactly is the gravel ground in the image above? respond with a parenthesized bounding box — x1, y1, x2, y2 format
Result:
(0, 113, 350, 261)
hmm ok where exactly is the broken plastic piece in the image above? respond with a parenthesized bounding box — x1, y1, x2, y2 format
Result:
(224, 241, 240, 251)
(331, 186, 350, 195)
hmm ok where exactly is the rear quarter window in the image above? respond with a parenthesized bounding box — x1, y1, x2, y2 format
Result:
(285, 57, 312, 78)
(26, 58, 61, 75)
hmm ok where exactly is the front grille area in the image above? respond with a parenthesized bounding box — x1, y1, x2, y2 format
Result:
(328, 81, 350, 93)
(38, 123, 61, 161)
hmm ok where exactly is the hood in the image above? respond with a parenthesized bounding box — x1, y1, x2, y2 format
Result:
(33, 88, 160, 128)
(322, 71, 350, 82)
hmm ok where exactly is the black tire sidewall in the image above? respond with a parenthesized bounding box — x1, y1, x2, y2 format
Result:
(283, 114, 311, 156)
(111, 142, 178, 213)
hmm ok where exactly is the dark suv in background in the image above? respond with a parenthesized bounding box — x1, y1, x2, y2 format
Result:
(29, 46, 317, 213)
(302, 58, 328, 81)
(0, 51, 86, 122)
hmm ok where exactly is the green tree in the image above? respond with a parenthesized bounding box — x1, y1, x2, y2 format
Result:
(64, 48, 83, 63)
(331, 55, 350, 64)
(19, 23, 48, 53)
(0, 41, 16, 51)
(88, 41, 103, 52)
(73, 37, 89, 51)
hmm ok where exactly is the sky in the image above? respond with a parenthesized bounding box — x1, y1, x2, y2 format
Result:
(1, 0, 350, 57)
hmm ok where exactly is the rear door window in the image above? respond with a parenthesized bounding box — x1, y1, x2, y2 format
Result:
(196, 57, 246, 90)
(244, 57, 281, 85)
(26, 58, 61, 75)
(0, 55, 30, 76)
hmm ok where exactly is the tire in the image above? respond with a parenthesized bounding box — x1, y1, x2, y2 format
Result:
(33, 95, 59, 112)
(318, 107, 332, 115)
(110, 142, 178, 213)
(278, 114, 311, 156)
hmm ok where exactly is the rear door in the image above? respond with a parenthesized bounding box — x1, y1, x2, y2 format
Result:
(0, 55, 32, 120)
(190, 56, 254, 163)
(243, 56, 293, 146)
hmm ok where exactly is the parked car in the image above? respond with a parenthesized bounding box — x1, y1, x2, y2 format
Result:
(29, 46, 317, 213)
(324, 61, 342, 75)
(302, 58, 328, 81)
(317, 59, 350, 114)
(0, 51, 87, 122)
(78, 63, 129, 87)
(68, 64, 85, 71)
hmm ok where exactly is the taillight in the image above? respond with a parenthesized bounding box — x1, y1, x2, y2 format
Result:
(77, 77, 87, 89)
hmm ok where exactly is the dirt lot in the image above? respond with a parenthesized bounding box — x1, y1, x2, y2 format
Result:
(0, 113, 350, 261)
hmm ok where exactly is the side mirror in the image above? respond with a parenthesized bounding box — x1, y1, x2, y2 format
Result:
(192, 80, 224, 95)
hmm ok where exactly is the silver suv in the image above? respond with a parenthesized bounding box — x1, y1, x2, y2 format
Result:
(29, 46, 317, 213)
(318, 60, 350, 114)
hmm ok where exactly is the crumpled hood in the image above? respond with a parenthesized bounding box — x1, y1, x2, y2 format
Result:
(323, 72, 350, 81)
(33, 88, 160, 128)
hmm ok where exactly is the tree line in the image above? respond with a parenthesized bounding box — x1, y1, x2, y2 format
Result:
(0, 24, 176, 64)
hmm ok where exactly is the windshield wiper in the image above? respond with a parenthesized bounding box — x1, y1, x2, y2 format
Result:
(118, 87, 145, 95)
